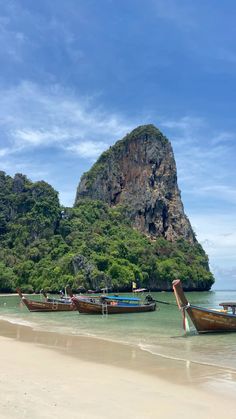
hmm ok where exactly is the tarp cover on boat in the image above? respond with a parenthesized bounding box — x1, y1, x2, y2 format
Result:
(103, 296, 140, 302)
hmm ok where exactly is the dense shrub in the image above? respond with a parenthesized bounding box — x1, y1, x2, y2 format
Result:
(0, 172, 214, 292)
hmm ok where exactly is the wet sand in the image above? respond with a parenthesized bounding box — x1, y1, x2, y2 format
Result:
(0, 319, 236, 418)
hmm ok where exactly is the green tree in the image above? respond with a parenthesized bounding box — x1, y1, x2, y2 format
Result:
(0, 262, 17, 292)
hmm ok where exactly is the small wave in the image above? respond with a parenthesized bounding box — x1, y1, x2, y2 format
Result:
(138, 342, 236, 373)
(0, 315, 37, 328)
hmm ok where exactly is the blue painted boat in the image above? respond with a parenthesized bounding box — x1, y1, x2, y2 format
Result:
(71, 294, 156, 314)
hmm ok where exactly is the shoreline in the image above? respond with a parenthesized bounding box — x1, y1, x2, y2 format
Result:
(1, 317, 236, 383)
(2, 335, 235, 419)
(1, 320, 236, 403)
(1, 318, 236, 387)
(1, 320, 236, 418)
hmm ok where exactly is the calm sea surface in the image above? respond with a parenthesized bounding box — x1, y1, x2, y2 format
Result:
(1, 290, 236, 370)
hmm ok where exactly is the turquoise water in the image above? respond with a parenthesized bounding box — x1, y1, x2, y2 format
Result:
(1, 290, 236, 370)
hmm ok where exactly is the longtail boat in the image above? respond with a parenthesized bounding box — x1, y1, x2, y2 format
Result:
(41, 290, 72, 304)
(172, 279, 236, 333)
(16, 288, 77, 312)
(70, 294, 156, 314)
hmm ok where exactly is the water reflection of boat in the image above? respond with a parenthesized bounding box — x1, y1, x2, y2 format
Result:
(172, 279, 236, 333)
(71, 294, 156, 315)
(16, 288, 77, 312)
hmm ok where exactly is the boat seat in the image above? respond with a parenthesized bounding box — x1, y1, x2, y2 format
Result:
(219, 303, 236, 314)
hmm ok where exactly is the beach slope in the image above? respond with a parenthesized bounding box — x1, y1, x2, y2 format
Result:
(1, 333, 236, 419)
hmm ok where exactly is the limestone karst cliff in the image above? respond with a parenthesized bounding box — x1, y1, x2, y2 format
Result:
(0, 127, 214, 293)
(75, 124, 195, 244)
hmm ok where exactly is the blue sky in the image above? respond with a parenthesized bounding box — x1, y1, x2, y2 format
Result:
(0, 0, 236, 288)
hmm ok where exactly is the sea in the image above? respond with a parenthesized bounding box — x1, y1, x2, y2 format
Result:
(1, 290, 236, 371)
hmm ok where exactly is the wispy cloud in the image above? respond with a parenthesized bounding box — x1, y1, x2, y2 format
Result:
(159, 115, 236, 279)
(161, 116, 204, 131)
(196, 185, 236, 205)
(0, 16, 27, 62)
(150, 1, 236, 73)
(0, 81, 132, 160)
(211, 265, 236, 289)
(191, 213, 236, 250)
(190, 212, 236, 273)
(66, 141, 109, 159)
(0, 148, 11, 157)
(211, 132, 235, 146)
(159, 116, 236, 205)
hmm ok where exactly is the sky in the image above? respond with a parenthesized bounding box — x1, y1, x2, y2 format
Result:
(0, 0, 236, 289)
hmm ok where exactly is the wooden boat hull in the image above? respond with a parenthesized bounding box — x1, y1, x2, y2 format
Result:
(186, 305, 236, 333)
(172, 279, 236, 333)
(72, 297, 156, 314)
(20, 296, 76, 312)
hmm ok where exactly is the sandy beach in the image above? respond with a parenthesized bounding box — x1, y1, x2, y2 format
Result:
(0, 320, 236, 419)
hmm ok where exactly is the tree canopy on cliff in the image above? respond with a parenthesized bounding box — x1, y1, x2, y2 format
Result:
(0, 171, 214, 293)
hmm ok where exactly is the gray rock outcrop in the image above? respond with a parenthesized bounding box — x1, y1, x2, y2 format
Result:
(75, 125, 195, 243)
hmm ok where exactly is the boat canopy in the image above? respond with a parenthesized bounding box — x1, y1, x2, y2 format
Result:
(133, 288, 147, 293)
(103, 296, 140, 302)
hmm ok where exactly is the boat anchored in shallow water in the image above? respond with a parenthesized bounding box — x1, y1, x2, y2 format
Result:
(16, 288, 77, 312)
(172, 279, 236, 334)
(70, 293, 157, 315)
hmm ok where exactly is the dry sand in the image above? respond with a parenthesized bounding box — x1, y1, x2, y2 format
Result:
(0, 320, 236, 419)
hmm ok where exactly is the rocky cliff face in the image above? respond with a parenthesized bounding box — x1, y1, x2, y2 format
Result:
(75, 125, 196, 243)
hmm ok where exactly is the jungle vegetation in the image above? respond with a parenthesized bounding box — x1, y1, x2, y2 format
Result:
(0, 171, 214, 293)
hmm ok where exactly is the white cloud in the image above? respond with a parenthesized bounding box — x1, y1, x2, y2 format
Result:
(190, 213, 236, 268)
(0, 148, 11, 157)
(161, 116, 204, 131)
(211, 131, 235, 145)
(0, 81, 133, 159)
(159, 116, 236, 204)
(159, 115, 236, 284)
(195, 185, 236, 205)
(0, 9, 28, 62)
(66, 141, 109, 159)
(59, 190, 77, 208)
(12, 128, 71, 146)
(211, 265, 236, 290)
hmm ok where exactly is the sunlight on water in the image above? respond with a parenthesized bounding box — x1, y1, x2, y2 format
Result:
(1, 290, 236, 370)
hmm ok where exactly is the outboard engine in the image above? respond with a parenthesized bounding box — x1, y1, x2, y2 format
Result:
(145, 294, 155, 304)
